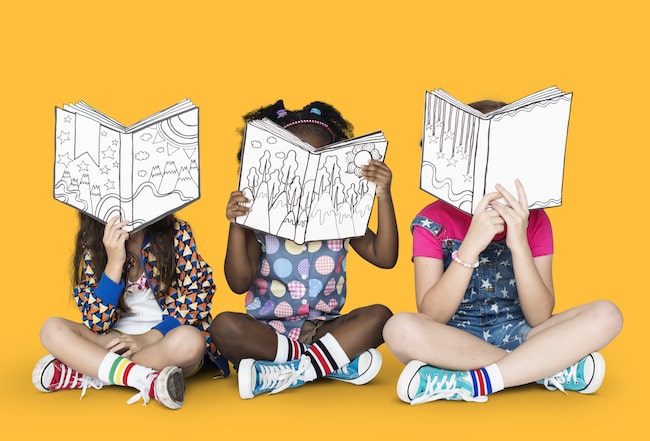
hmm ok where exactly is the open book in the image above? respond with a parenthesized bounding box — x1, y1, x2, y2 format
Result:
(420, 86, 572, 214)
(53, 99, 200, 232)
(236, 118, 388, 244)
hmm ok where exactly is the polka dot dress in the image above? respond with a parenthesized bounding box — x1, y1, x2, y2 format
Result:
(245, 232, 349, 339)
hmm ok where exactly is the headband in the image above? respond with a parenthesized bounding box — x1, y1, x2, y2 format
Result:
(282, 119, 336, 142)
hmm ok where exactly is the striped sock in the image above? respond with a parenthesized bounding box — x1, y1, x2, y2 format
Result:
(468, 363, 504, 397)
(97, 352, 157, 397)
(305, 333, 350, 378)
(274, 333, 308, 362)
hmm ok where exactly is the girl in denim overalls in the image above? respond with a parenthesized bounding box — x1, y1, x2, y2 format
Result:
(383, 99, 623, 405)
(211, 100, 398, 399)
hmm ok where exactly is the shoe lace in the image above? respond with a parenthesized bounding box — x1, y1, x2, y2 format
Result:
(333, 364, 350, 376)
(54, 362, 103, 399)
(259, 357, 311, 395)
(127, 372, 157, 406)
(542, 364, 578, 395)
(411, 372, 487, 405)
(78, 376, 104, 400)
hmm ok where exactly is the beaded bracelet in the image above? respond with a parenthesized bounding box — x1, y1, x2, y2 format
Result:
(451, 251, 479, 269)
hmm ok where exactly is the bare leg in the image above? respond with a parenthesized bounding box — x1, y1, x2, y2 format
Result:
(383, 312, 507, 369)
(210, 312, 279, 368)
(39, 317, 205, 376)
(499, 300, 623, 386)
(383, 300, 623, 387)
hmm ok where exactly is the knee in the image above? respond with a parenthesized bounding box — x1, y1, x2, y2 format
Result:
(590, 299, 624, 339)
(166, 326, 205, 361)
(39, 317, 68, 349)
(209, 312, 248, 345)
(367, 304, 393, 329)
(382, 312, 418, 350)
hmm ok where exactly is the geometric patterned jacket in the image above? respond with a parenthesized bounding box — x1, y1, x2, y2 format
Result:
(73, 220, 223, 370)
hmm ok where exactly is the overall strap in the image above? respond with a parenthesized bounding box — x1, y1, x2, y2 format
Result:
(411, 215, 447, 241)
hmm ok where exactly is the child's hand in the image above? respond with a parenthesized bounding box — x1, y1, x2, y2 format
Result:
(462, 192, 506, 258)
(492, 180, 530, 252)
(102, 215, 130, 267)
(226, 190, 251, 222)
(361, 160, 392, 198)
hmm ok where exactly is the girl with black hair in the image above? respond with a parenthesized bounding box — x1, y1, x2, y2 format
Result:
(211, 100, 398, 399)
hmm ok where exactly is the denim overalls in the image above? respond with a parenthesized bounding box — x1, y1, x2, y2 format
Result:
(412, 215, 531, 351)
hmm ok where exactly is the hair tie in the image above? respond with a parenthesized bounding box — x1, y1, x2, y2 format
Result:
(309, 107, 322, 116)
(276, 109, 288, 118)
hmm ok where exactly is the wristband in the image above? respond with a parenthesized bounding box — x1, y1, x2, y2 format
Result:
(451, 251, 479, 269)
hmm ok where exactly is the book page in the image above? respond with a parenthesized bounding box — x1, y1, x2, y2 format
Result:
(54, 107, 125, 224)
(421, 91, 483, 214)
(303, 137, 388, 243)
(236, 121, 312, 241)
(129, 107, 200, 231)
(484, 93, 572, 210)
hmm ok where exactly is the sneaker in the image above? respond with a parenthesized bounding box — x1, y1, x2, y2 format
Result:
(327, 348, 382, 385)
(127, 366, 185, 410)
(537, 352, 605, 394)
(32, 354, 104, 398)
(238, 355, 313, 399)
(397, 360, 488, 405)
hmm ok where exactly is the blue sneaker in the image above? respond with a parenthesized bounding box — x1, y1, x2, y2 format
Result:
(238, 356, 313, 399)
(537, 352, 605, 394)
(327, 348, 382, 385)
(397, 360, 488, 404)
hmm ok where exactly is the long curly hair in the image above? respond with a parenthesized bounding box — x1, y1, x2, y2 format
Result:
(72, 213, 178, 299)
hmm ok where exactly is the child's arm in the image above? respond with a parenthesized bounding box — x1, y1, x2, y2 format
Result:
(491, 181, 555, 326)
(416, 193, 506, 322)
(350, 160, 398, 268)
(224, 190, 262, 293)
(73, 216, 130, 333)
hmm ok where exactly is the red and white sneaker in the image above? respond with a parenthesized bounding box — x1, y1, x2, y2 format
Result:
(127, 366, 185, 410)
(32, 354, 105, 398)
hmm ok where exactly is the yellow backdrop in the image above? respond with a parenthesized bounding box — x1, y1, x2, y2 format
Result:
(1, 1, 645, 439)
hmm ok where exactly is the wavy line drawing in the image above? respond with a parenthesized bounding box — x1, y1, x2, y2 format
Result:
(420, 87, 571, 214)
(53, 99, 200, 232)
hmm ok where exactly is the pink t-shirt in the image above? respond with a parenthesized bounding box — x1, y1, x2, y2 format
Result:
(412, 200, 554, 259)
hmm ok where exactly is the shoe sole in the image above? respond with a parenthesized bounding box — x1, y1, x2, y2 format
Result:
(396, 360, 427, 403)
(32, 354, 56, 392)
(155, 366, 185, 409)
(580, 352, 606, 394)
(238, 358, 256, 399)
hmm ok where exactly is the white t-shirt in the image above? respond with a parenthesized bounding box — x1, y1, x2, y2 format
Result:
(114, 273, 163, 334)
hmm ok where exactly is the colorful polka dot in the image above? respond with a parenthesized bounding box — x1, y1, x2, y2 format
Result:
(288, 281, 306, 299)
(307, 241, 322, 253)
(269, 280, 286, 297)
(315, 255, 335, 275)
(285, 240, 306, 255)
(273, 258, 292, 278)
(266, 235, 280, 254)
(309, 279, 323, 297)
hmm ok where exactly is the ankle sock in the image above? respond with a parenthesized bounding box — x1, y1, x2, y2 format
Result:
(274, 333, 308, 362)
(469, 363, 504, 396)
(97, 352, 157, 396)
(304, 333, 351, 379)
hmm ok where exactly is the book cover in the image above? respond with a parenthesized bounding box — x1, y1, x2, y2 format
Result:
(53, 99, 200, 231)
(236, 118, 388, 244)
(420, 86, 572, 214)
